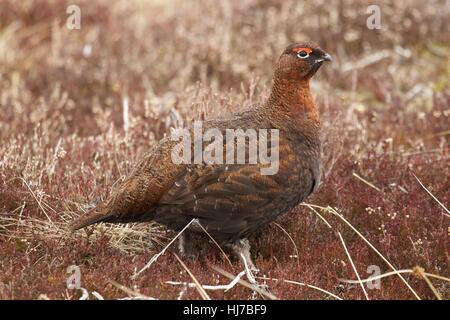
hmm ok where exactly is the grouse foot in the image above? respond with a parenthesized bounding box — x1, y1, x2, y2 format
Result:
(229, 238, 258, 273)
(229, 238, 271, 297)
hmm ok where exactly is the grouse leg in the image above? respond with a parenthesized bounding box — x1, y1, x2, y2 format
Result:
(178, 232, 196, 258)
(229, 238, 271, 298)
(230, 238, 259, 283)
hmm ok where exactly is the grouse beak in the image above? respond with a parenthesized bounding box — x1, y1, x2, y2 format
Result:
(322, 53, 332, 62)
(308, 50, 332, 77)
(316, 52, 332, 63)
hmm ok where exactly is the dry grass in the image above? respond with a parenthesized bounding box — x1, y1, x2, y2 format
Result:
(0, 0, 449, 299)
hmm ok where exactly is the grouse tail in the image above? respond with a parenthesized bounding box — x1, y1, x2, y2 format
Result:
(69, 203, 112, 231)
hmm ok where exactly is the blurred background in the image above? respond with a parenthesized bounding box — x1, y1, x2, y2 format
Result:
(0, 0, 449, 300)
(1, 0, 449, 138)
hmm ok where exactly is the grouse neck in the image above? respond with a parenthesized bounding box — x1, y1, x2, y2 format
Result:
(265, 76, 320, 125)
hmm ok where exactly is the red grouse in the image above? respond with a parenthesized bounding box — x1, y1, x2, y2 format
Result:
(70, 43, 332, 268)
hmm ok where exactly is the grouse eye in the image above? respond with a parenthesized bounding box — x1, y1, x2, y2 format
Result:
(297, 50, 309, 59)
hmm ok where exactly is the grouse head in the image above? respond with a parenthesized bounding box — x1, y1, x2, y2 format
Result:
(276, 42, 332, 80)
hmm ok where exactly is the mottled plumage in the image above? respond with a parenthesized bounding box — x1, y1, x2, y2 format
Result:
(70, 42, 332, 263)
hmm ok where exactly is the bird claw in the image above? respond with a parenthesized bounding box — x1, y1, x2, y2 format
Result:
(244, 267, 271, 300)
(252, 282, 270, 295)
(179, 251, 199, 259)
